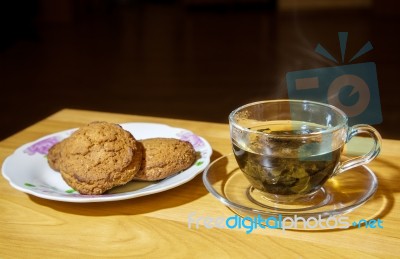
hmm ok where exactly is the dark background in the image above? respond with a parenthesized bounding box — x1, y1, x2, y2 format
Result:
(1, 0, 399, 140)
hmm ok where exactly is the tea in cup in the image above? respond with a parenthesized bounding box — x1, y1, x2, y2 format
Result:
(229, 100, 381, 203)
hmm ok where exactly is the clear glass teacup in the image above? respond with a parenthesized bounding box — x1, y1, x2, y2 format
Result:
(229, 99, 382, 203)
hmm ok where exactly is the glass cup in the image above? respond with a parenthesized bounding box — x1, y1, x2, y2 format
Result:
(229, 99, 381, 204)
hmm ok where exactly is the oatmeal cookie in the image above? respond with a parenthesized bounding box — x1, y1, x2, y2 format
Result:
(59, 121, 142, 195)
(47, 139, 66, 172)
(134, 138, 196, 181)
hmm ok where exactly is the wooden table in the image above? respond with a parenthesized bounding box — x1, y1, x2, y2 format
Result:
(1, 109, 399, 258)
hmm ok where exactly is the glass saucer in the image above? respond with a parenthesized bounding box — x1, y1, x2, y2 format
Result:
(202, 153, 379, 223)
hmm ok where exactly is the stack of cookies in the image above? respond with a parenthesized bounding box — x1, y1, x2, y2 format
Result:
(47, 121, 196, 195)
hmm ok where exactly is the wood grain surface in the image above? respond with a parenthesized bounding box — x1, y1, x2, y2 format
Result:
(0, 109, 399, 258)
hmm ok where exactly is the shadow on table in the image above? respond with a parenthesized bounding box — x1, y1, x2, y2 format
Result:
(28, 150, 226, 216)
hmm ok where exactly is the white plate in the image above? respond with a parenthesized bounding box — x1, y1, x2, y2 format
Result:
(2, 123, 213, 202)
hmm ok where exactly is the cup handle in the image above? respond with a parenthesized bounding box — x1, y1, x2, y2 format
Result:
(333, 124, 382, 176)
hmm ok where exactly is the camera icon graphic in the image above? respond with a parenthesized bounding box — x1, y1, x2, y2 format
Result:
(286, 32, 382, 126)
